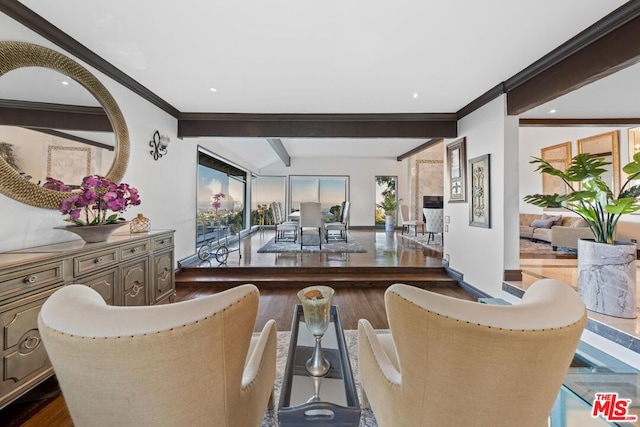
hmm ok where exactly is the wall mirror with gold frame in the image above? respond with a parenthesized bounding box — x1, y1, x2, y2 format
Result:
(0, 41, 129, 209)
(577, 130, 620, 194)
(540, 141, 572, 196)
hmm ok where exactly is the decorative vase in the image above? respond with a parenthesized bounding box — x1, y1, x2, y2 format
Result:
(130, 213, 151, 233)
(385, 214, 394, 232)
(297, 285, 334, 377)
(577, 239, 637, 318)
(54, 221, 129, 243)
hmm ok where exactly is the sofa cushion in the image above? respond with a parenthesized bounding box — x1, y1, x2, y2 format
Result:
(570, 217, 589, 228)
(531, 218, 555, 229)
(542, 214, 562, 226)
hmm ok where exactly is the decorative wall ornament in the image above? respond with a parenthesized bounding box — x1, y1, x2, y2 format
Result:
(149, 131, 170, 160)
(469, 154, 490, 228)
(446, 137, 466, 202)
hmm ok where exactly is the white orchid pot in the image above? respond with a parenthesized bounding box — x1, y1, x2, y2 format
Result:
(577, 239, 637, 319)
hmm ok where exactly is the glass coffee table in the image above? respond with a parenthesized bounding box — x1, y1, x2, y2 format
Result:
(278, 304, 361, 426)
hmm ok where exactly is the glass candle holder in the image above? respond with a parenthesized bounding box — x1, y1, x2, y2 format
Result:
(297, 285, 335, 377)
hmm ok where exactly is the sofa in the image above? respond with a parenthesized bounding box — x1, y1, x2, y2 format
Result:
(520, 213, 593, 250)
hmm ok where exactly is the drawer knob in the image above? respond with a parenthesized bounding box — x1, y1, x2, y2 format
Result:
(23, 275, 38, 284)
(159, 240, 166, 245)
(24, 336, 40, 350)
(94, 256, 104, 264)
(131, 247, 139, 253)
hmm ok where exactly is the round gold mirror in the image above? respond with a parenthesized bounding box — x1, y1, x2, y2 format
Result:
(0, 41, 129, 209)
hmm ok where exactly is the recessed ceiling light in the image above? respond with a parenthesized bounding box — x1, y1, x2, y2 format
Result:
(210, 87, 218, 92)
(412, 92, 419, 99)
(548, 109, 557, 114)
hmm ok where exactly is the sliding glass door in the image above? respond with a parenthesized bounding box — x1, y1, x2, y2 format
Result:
(290, 175, 348, 219)
(196, 148, 247, 247)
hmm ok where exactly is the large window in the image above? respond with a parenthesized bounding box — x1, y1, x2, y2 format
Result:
(250, 175, 286, 226)
(289, 176, 348, 217)
(196, 148, 247, 245)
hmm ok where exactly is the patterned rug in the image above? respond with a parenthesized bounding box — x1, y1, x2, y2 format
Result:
(398, 234, 577, 255)
(261, 330, 378, 427)
(397, 232, 443, 251)
(257, 235, 367, 253)
(519, 238, 577, 254)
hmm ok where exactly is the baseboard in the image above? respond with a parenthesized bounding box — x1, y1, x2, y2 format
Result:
(443, 267, 492, 300)
(503, 269, 522, 282)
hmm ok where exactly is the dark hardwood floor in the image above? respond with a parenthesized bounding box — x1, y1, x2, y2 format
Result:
(3, 228, 474, 426)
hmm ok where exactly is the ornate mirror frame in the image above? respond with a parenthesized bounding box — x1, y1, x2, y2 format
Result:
(0, 41, 129, 209)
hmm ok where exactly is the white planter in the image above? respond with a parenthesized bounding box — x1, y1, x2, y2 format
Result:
(385, 214, 394, 232)
(577, 239, 637, 319)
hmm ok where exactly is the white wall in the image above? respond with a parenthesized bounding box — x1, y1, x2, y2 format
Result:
(444, 95, 518, 296)
(260, 156, 407, 227)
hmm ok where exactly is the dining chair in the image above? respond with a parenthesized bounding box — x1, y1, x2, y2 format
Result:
(299, 201, 322, 249)
(271, 201, 297, 242)
(324, 201, 350, 242)
(400, 204, 424, 236)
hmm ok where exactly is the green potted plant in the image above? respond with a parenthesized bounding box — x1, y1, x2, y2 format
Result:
(523, 152, 640, 318)
(376, 193, 401, 232)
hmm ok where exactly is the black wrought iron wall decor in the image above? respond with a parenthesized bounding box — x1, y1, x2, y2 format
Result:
(149, 130, 170, 160)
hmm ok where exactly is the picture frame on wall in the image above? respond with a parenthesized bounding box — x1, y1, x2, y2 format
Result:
(469, 153, 490, 228)
(446, 137, 466, 202)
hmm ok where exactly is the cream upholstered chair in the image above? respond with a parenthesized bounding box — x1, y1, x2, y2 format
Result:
(358, 279, 586, 427)
(325, 201, 350, 242)
(400, 204, 424, 235)
(299, 201, 322, 249)
(38, 284, 276, 427)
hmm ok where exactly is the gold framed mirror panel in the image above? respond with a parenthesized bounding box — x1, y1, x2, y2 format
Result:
(577, 130, 620, 194)
(540, 141, 572, 196)
(0, 41, 129, 209)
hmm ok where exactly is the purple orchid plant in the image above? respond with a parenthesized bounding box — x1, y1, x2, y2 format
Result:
(211, 192, 225, 216)
(59, 175, 141, 226)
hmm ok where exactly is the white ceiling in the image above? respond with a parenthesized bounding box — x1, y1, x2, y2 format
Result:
(3, 1, 636, 168)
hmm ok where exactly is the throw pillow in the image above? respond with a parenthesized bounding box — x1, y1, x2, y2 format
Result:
(531, 218, 555, 229)
(542, 214, 563, 225)
(571, 218, 589, 228)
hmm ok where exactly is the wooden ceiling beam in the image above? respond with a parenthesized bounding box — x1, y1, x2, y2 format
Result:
(507, 3, 640, 115)
(266, 138, 291, 167)
(177, 113, 458, 139)
(396, 139, 443, 161)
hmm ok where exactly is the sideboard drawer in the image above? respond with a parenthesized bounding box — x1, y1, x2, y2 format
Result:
(152, 234, 174, 252)
(120, 240, 150, 262)
(0, 261, 64, 303)
(73, 248, 118, 276)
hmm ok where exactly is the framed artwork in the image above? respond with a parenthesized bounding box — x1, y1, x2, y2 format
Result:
(577, 130, 620, 194)
(446, 137, 466, 202)
(47, 146, 92, 187)
(540, 142, 571, 196)
(469, 154, 490, 228)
